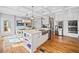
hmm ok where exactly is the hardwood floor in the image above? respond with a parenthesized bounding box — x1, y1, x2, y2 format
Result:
(35, 34, 79, 53)
(4, 46, 27, 53)
(0, 38, 28, 53)
(3, 42, 28, 53)
(0, 34, 79, 53)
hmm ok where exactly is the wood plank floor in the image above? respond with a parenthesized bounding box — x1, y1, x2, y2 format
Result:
(0, 34, 79, 53)
(4, 46, 27, 53)
(3, 42, 28, 53)
(35, 34, 79, 53)
(0, 39, 28, 53)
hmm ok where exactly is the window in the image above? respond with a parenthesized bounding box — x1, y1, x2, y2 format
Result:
(68, 20, 78, 34)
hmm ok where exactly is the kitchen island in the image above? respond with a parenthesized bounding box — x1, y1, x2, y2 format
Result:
(23, 29, 49, 52)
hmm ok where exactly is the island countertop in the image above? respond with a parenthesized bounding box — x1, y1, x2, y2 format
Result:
(23, 29, 42, 34)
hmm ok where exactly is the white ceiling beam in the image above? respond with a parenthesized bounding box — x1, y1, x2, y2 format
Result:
(5, 6, 26, 13)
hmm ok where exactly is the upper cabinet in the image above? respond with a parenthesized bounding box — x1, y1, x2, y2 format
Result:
(16, 17, 32, 30)
(23, 19, 32, 27)
(32, 17, 42, 29)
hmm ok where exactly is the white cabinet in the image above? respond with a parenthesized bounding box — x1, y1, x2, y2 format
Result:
(32, 32, 41, 52)
(32, 17, 41, 29)
(58, 29, 63, 35)
(23, 30, 42, 52)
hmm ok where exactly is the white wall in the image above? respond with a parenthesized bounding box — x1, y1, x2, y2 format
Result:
(54, 7, 79, 38)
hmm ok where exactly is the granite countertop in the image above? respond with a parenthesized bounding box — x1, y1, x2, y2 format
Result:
(39, 29, 49, 35)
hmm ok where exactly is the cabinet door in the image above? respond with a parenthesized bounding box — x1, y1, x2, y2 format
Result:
(32, 33, 41, 51)
(32, 18, 41, 29)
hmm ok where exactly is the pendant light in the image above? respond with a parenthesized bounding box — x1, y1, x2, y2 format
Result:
(31, 6, 34, 20)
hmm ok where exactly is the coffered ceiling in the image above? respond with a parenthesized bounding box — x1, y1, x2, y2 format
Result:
(0, 6, 75, 17)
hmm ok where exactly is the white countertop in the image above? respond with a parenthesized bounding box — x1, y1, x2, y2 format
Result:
(38, 28, 50, 30)
(23, 29, 41, 34)
(18, 28, 50, 35)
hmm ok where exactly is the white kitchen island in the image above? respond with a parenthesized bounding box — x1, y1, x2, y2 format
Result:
(23, 29, 49, 53)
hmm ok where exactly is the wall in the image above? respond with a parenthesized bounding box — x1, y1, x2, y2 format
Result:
(54, 7, 79, 38)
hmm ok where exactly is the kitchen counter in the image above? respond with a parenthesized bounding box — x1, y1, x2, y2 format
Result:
(23, 29, 49, 52)
(24, 29, 41, 34)
(23, 29, 42, 52)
